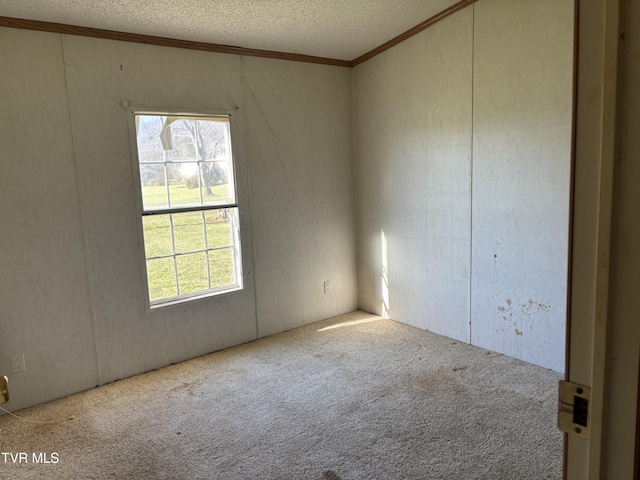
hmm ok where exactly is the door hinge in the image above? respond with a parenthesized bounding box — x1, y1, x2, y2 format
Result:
(558, 380, 590, 438)
(0, 376, 8, 404)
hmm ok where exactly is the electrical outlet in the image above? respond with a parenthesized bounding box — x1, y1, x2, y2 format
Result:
(324, 281, 331, 295)
(12, 353, 26, 374)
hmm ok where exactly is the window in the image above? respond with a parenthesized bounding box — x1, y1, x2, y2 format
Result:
(133, 113, 242, 307)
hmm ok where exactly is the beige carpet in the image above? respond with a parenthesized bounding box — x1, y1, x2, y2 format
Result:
(0, 311, 563, 479)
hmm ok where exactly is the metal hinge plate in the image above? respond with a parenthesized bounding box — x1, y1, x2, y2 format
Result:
(558, 380, 590, 438)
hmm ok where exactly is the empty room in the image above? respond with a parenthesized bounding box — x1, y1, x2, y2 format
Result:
(1, 0, 639, 478)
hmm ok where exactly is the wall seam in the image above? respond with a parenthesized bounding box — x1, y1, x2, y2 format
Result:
(468, 4, 476, 346)
(60, 34, 103, 385)
(240, 56, 261, 341)
(351, 65, 362, 312)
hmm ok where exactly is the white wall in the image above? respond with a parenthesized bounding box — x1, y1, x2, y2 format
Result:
(471, 0, 573, 371)
(0, 29, 98, 408)
(354, 8, 474, 343)
(62, 36, 257, 386)
(0, 28, 357, 410)
(242, 57, 358, 337)
(0, 0, 574, 413)
(354, 0, 573, 372)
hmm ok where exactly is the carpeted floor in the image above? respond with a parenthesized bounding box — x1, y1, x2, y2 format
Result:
(0, 311, 563, 479)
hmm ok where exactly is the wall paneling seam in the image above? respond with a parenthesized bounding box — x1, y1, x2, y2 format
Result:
(468, 4, 475, 345)
(240, 56, 261, 342)
(60, 34, 103, 386)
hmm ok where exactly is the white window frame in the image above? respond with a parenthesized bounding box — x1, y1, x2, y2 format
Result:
(128, 109, 243, 309)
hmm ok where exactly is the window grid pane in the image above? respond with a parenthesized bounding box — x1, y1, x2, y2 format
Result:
(201, 211, 212, 289)
(169, 214, 180, 295)
(208, 247, 235, 287)
(147, 257, 177, 300)
(173, 211, 205, 253)
(136, 112, 241, 306)
(142, 210, 240, 300)
(142, 215, 173, 258)
(138, 116, 236, 213)
(176, 253, 209, 295)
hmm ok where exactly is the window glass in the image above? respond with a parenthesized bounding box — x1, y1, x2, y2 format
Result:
(134, 113, 242, 307)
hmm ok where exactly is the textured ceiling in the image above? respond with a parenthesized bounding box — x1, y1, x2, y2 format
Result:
(0, 0, 461, 61)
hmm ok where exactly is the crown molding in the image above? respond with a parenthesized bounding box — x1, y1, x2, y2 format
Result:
(0, 2, 477, 69)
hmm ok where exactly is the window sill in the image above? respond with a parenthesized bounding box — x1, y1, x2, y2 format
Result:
(149, 284, 243, 310)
